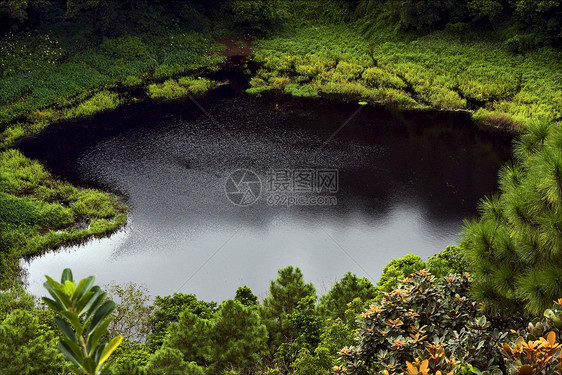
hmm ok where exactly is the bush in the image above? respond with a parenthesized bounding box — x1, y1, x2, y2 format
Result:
(284, 83, 318, 98)
(472, 109, 522, 131)
(100, 36, 149, 60)
(246, 86, 273, 95)
(71, 189, 115, 218)
(65, 91, 120, 119)
(144, 347, 204, 375)
(147, 79, 188, 100)
(177, 77, 212, 96)
(362, 67, 405, 89)
(337, 271, 511, 374)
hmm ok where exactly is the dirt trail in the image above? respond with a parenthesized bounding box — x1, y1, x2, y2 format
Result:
(217, 38, 253, 58)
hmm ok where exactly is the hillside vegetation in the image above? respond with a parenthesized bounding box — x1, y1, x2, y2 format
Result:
(1, 0, 562, 374)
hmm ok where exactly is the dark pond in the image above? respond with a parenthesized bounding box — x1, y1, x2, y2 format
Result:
(18, 89, 512, 301)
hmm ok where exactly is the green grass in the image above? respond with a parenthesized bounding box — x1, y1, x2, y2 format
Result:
(0, 31, 225, 147)
(148, 77, 214, 100)
(64, 91, 121, 119)
(0, 150, 126, 288)
(250, 24, 562, 130)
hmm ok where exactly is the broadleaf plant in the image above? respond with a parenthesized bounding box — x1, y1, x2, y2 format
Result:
(43, 268, 123, 375)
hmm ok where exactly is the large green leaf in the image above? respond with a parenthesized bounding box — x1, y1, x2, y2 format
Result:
(60, 310, 84, 336)
(64, 280, 76, 296)
(43, 279, 69, 308)
(96, 335, 123, 370)
(94, 342, 107, 364)
(84, 290, 106, 323)
(58, 340, 83, 369)
(45, 276, 72, 308)
(83, 357, 97, 374)
(42, 296, 63, 312)
(54, 316, 77, 344)
(75, 290, 97, 317)
(86, 300, 116, 336)
(73, 276, 96, 304)
(87, 318, 112, 355)
(61, 268, 74, 283)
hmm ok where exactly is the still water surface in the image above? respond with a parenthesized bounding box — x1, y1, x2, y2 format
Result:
(18, 93, 511, 301)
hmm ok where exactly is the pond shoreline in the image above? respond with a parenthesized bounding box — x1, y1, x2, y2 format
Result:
(2, 38, 516, 289)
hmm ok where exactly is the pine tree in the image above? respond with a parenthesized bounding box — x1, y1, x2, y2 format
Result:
(462, 120, 562, 314)
(318, 272, 377, 320)
(234, 285, 258, 306)
(163, 311, 213, 366)
(210, 299, 268, 374)
(261, 266, 316, 351)
(148, 293, 216, 351)
(144, 347, 204, 375)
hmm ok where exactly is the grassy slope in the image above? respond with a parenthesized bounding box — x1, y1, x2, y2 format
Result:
(0, 150, 126, 288)
(249, 24, 562, 131)
(0, 30, 225, 286)
(0, 32, 225, 148)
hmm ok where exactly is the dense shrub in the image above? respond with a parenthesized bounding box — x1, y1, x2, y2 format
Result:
(284, 83, 318, 98)
(65, 91, 121, 119)
(147, 79, 188, 100)
(144, 347, 204, 375)
(100, 36, 149, 60)
(337, 270, 511, 374)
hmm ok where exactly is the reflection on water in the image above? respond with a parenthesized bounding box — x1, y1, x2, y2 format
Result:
(18, 93, 511, 301)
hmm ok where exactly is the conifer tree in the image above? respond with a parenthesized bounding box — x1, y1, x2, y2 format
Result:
(462, 120, 562, 314)
(261, 266, 316, 351)
(210, 299, 268, 374)
(318, 272, 377, 321)
(234, 285, 258, 306)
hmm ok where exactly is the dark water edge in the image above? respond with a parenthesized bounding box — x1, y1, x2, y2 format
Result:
(17, 87, 513, 301)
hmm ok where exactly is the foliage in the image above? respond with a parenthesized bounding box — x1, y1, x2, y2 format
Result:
(262, 266, 317, 352)
(147, 77, 213, 100)
(337, 270, 511, 375)
(65, 91, 121, 119)
(148, 293, 216, 352)
(0, 285, 35, 319)
(0, 150, 126, 288)
(177, 76, 213, 96)
(278, 296, 323, 366)
(209, 299, 269, 374)
(234, 285, 258, 306)
(228, 0, 280, 33)
(318, 272, 377, 321)
(500, 299, 562, 375)
(163, 299, 268, 374)
(501, 331, 562, 375)
(376, 254, 427, 293)
(251, 24, 562, 129)
(147, 79, 188, 100)
(0, 308, 66, 375)
(462, 120, 562, 314)
(111, 340, 151, 375)
(426, 246, 471, 277)
(144, 347, 204, 375)
(284, 84, 318, 98)
(106, 282, 152, 344)
(291, 346, 334, 375)
(42, 268, 123, 375)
